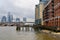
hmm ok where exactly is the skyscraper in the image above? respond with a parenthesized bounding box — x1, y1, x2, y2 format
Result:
(1, 16, 6, 22)
(8, 12, 13, 22)
(16, 18, 20, 22)
(35, 0, 49, 25)
(23, 17, 26, 22)
(35, 2, 45, 25)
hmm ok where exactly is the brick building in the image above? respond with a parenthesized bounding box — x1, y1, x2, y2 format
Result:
(43, 0, 60, 30)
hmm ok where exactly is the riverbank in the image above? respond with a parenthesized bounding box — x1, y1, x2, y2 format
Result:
(40, 30, 60, 40)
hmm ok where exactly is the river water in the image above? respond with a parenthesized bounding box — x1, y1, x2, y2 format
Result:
(0, 26, 59, 40)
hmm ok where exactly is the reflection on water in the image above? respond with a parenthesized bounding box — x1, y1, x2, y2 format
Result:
(0, 26, 59, 40)
(16, 27, 34, 32)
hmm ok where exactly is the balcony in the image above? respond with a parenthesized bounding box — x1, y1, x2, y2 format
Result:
(54, 3, 60, 9)
(47, 9, 52, 12)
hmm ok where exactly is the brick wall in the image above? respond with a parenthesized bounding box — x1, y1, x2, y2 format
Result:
(43, 0, 60, 28)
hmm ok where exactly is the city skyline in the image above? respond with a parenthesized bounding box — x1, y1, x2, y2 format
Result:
(0, 0, 50, 22)
(1, 13, 34, 22)
(0, 0, 39, 20)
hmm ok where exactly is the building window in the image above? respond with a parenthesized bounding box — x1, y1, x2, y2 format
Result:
(46, 21, 48, 24)
(52, 10, 54, 13)
(52, 4, 54, 7)
(52, 15, 54, 17)
(51, 0, 54, 3)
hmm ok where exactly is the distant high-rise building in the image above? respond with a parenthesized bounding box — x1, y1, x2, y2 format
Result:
(10, 15, 13, 22)
(8, 12, 13, 22)
(16, 18, 20, 22)
(23, 17, 26, 22)
(1, 16, 6, 22)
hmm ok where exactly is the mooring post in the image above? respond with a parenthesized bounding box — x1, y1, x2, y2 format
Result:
(16, 22, 20, 31)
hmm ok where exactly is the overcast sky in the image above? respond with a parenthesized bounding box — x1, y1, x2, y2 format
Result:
(0, 0, 39, 20)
